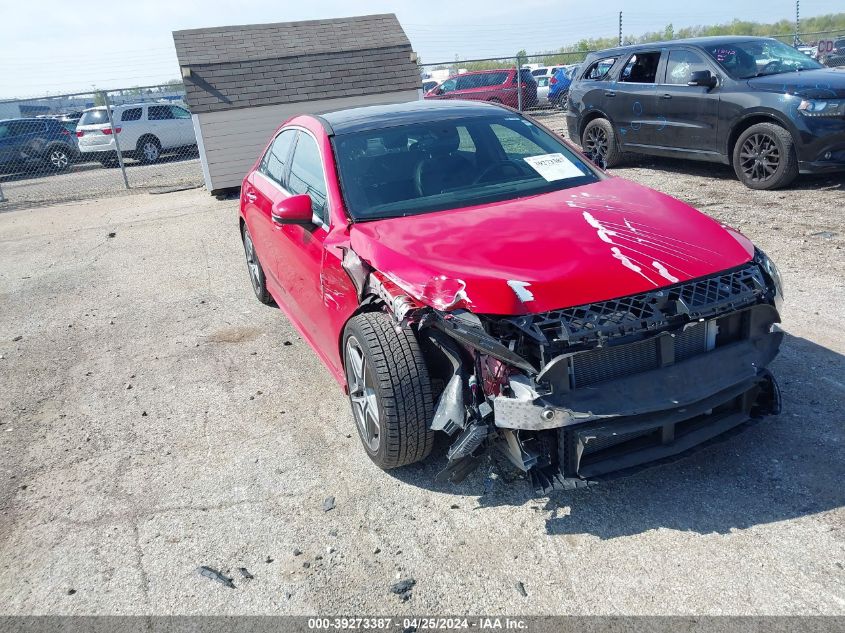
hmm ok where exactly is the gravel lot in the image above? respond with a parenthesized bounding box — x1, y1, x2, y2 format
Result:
(0, 133, 843, 615)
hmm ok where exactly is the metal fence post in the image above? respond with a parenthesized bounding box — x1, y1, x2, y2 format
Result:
(102, 91, 129, 190)
(516, 56, 523, 112)
(0, 181, 5, 203)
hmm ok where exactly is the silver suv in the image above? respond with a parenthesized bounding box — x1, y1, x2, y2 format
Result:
(76, 103, 196, 165)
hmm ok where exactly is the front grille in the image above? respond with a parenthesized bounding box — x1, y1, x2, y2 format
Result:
(572, 322, 708, 388)
(505, 263, 765, 347)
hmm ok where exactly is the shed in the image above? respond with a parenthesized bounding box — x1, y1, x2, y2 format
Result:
(173, 14, 422, 193)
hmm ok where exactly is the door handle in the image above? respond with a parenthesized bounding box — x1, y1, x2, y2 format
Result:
(660, 93, 672, 99)
(604, 90, 616, 97)
(245, 191, 257, 202)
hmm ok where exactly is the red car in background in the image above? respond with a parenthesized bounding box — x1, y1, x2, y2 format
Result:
(239, 100, 783, 492)
(424, 68, 538, 109)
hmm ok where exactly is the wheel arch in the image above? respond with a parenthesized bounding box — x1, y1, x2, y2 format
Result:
(578, 110, 615, 144)
(726, 111, 797, 160)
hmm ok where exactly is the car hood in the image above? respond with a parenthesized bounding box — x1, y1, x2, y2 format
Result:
(746, 67, 845, 98)
(349, 177, 754, 315)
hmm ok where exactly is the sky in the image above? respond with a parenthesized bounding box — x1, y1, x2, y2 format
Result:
(0, 0, 837, 99)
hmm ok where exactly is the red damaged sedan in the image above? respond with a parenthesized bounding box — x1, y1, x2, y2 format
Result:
(239, 100, 783, 491)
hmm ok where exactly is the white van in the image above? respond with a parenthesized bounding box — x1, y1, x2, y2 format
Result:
(76, 103, 196, 165)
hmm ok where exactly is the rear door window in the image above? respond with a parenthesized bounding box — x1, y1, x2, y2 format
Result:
(148, 105, 174, 120)
(121, 108, 142, 122)
(620, 52, 661, 83)
(665, 49, 710, 84)
(8, 120, 46, 136)
(288, 133, 329, 225)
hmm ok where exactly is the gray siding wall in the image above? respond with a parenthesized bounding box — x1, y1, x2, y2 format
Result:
(197, 89, 420, 192)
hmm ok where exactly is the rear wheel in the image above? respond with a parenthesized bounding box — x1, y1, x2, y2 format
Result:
(137, 135, 161, 164)
(732, 123, 798, 190)
(46, 145, 71, 172)
(241, 224, 272, 305)
(582, 118, 621, 167)
(343, 312, 435, 469)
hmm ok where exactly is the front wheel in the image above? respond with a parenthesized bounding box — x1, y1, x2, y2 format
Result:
(732, 123, 798, 190)
(343, 313, 435, 469)
(241, 224, 272, 305)
(582, 118, 621, 167)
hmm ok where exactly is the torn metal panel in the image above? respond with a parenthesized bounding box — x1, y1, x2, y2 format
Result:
(431, 374, 464, 435)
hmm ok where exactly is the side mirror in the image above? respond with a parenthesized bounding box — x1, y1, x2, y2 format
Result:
(688, 70, 717, 88)
(271, 194, 313, 225)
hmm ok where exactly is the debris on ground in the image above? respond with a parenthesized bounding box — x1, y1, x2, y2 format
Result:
(390, 578, 416, 601)
(265, 556, 274, 563)
(322, 496, 336, 512)
(238, 567, 254, 580)
(12, 335, 23, 342)
(292, 548, 302, 556)
(106, 232, 116, 238)
(515, 581, 528, 597)
(196, 566, 236, 589)
(302, 561, 311, 569)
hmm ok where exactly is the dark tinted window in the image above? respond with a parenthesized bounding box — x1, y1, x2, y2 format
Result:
(148, 105, 173, 120)
(583, 57, 617, 80)
(8, 120, 46, 135)
(261, 129, 296, 186)
(171, 106, 191, 119)
(0, 123, 10, 139)
(333, 113, 598, 221)
(288, 133, 328, 224)
(79, 109, 111, 126)
(121, 108, 142, 122)
(665, 50, 710, 84)
(486, 72, 509, 86)
(620, 52, 661, 83)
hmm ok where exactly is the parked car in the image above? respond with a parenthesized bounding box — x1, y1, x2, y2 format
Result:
(535, 76, 551, 105)
(531, 66, 563, 78)
(75, 102, 196, 165)
(422, 80, 439, 93)
(424, 68, 537, 110)
(548, 64, 579, 108)
(566, 36, 845, 189)
(0, 117, 77, 173)
(238, 99, 783, 491)
(818, 37, 845, 67)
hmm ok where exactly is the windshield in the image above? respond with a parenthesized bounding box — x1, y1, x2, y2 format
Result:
(704, 39, 823, 79)
(332, 114, 599, 221)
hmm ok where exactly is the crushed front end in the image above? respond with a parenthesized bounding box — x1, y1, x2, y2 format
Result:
(351, 248, 784, 493)
(419, 254, 783, 492)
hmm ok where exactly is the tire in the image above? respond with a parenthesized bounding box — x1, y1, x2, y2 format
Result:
(582, 118, 622, 167)
(241, 224, 272, 305)
(137, 135, 161, 164)
(46, 144, 71, 172)
(343, 312, 435, 469)
(732, 123, 798, 190)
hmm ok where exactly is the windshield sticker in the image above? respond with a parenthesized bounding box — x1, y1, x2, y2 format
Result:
(523, 153, 584, 181)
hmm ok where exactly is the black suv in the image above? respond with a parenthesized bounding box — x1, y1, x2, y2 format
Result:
(0, 118, 77, 174)
(565, 36, 845, 189)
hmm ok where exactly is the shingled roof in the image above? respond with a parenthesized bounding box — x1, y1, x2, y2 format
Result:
(173, 14, 420, 114)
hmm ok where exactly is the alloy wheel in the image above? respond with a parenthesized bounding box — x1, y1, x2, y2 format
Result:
(49, 149, 69, 169)
(143, 142, 159, 162)
(739, 133, 780, 183)
(345, 336, 380, 452)
(584, 125, 608, 160)
(243, 231, 261, 293)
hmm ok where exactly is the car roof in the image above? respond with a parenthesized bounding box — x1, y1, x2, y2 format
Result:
(587, 35, 783, 57)
(0, 117, 59, 124)
(320, 99, 511, 135)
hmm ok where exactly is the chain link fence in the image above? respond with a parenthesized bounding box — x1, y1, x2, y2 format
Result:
(0, 84, 203, 210)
